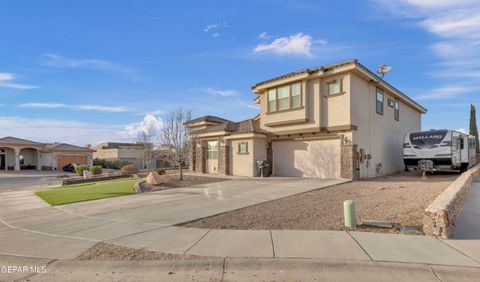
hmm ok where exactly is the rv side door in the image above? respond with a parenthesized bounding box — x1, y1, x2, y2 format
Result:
(452, 136, 461, 167)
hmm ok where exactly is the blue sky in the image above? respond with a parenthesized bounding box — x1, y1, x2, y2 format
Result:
(1, 0, 479, 145)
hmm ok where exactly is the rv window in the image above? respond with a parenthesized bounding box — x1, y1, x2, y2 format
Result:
(460, 138, 464, 150)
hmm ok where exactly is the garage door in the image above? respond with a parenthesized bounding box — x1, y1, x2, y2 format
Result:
(57, 155, 88, 170)
(273, 139, 341, 178)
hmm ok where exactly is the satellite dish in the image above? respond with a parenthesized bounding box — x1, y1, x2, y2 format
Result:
(376, 64, 392, 78)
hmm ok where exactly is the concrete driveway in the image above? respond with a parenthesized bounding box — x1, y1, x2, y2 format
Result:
(0, 174, 63, 192)
(57, 177, 348, 225)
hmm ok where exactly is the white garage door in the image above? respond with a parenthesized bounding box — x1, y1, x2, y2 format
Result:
(273, 139, 341, 178)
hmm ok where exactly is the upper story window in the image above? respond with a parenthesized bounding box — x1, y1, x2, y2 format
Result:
(267, 82, 302, 113)
(376, 89, 384, 115)
(327, 79, 342, 95)
(394, 100, 400, 121)
(238, 142, 248, 154)
(207, 141, 218, 160)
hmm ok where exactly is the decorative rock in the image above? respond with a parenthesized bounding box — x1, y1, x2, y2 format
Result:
(83, 170, 92, 179)
(146, 171, 164, 185)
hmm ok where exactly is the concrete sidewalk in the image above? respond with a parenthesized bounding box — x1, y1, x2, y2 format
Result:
(454, 179, 480, 239)
(2, 255, 480, 282)
(1, 177, 480, 274)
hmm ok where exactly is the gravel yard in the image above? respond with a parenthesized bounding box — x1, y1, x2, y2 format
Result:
(183, 172, 457, 233)
(78, 242, 210, 261)
(140, 174, 228, 192)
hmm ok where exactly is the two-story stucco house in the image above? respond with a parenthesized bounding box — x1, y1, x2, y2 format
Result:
(186, 60, 427, 179)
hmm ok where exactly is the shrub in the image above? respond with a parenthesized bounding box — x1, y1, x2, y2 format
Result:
(155, 168, 166, 175)
(120, 164, 138, 175)
(93, 158, 132, 169)
(90, 166, 103, 176)
(75, 165, 90, 176)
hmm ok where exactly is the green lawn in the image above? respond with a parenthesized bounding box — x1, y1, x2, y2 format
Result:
(36, 178, 137, 206)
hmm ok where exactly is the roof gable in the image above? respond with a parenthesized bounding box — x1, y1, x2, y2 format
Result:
(0, 136, 44, 146)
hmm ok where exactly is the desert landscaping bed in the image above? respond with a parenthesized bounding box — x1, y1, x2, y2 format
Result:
(140, 174, 228, 192)
(78, 242, 210, 261)
(183, 172, 457, 233)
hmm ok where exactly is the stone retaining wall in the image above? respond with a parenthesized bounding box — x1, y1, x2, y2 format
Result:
(423, 165, 480, 239)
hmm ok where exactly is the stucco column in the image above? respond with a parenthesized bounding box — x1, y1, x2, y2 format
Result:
(36, 151, 41, 171)
(217, 144, 229, 175)
(189, 141, 196, 172)
(341, 144, 358, 180)
(195, 143, 206, 173)
(14, 148, 20, 171)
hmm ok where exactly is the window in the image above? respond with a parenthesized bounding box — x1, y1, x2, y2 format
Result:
(460, 138, 464, 150)
(394, 100, 400, 121)
(207, 141, 218, 160)
(388, 98, 394, 108)
(376, 89, 384, 115)
(268, 89, 276, 112)
(277, 86, 290, 111)
(19, 155, 24, 165)
(327, 80, 342, 95)
(291, 83, 301, 108)
(266, 82, 302, 113)
(238, 142, 248, 154)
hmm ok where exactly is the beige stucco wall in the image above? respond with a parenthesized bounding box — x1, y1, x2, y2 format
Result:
(229, 138, 267, 177)
(350, 73, 421, 178)
(258, 73, 352, 135)
(19, 148, 37, 166)
(0, 148, 15, 167)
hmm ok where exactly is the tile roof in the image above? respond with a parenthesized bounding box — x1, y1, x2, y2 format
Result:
(0, 136, 45, 146)
(193, 119, 267, 136)
(43, 143, 93, 152)
(185, 115, 232, 125)
(251, 59, 357, 89)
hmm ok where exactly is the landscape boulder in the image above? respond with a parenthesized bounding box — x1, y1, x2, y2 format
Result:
(146, 171, 164, 185)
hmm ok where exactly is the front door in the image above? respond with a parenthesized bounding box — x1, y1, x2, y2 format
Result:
(0, 154, 5, 170)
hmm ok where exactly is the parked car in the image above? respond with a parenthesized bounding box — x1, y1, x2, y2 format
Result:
(62, 163, 76, 172)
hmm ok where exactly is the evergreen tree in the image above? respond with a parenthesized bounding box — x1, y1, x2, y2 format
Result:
(470, 104, 480, 153)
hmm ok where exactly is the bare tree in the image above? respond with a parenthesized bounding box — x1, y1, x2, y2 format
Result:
(161, 107, 192, 180)
(137, 130, 157, 173)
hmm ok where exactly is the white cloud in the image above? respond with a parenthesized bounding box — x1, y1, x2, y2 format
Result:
(39, 53, 137, 78)
(375, 1, 480, 77)
(456, 128, 468, 134)
(203, 87, 241, 97)
(18, 103, 128, 112)
(258, 32, 271, 40)
(0, 115, 165, 145)
(203, 24, 219, 32)
(75, 105, 127, 112)
(0, 73, 14, 81)
(415, 85, 474, 100)
(0, 72, 39, 90)
(203, 22, 227, 37)
(239, 101, 260, 110)
(124, 115, 163, 138)
(19, 103, 65, 108)
(254, 33, 316, 57)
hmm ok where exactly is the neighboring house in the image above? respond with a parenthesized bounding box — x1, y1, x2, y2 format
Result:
(186, 59, 427, 179)
(93, 142, 174, 170)
(0, 136, 94, 171)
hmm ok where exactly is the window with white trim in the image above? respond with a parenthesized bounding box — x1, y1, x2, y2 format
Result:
(327, 79, 342, 95)
(267, 82, 302, 113)
(238, 142, 248, 154)
(207, 141, 218, 160)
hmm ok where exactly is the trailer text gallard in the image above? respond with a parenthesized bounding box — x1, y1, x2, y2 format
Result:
(403, 130, 476, 172)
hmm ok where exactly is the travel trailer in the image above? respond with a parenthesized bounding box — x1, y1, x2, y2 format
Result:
(403, 130, 476, 172)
